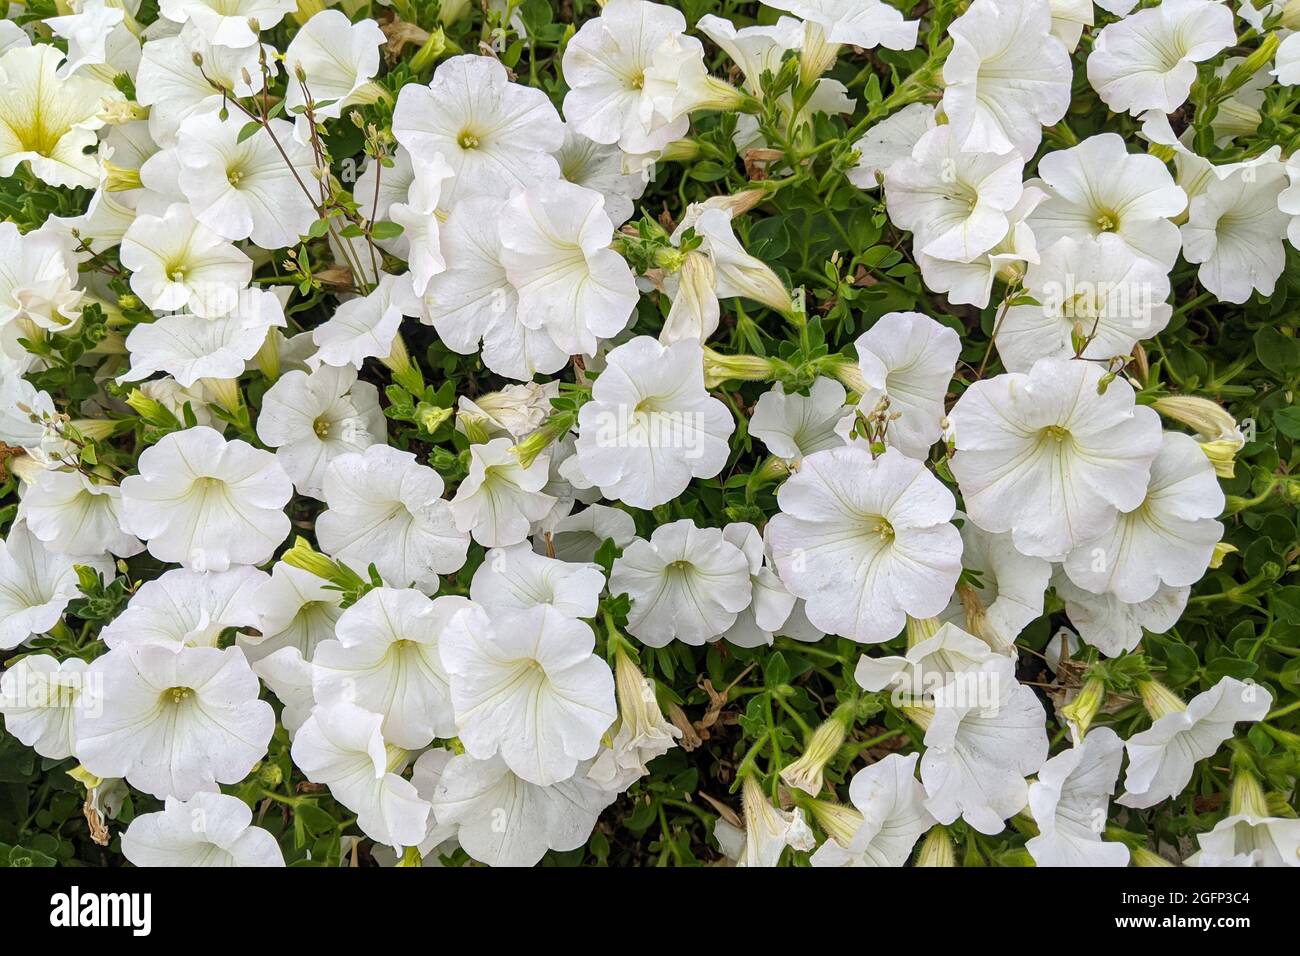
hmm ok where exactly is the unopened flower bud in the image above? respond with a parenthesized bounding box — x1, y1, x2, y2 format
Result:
(780, 704, 853, 795)
(1137, 679, 1186, 721)
(915, 826, 956, 867)
(1061, 675, 1107, 738)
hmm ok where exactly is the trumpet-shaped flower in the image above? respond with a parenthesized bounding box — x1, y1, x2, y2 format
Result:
(424, 750, 616, 867)
(846, 311, 960, 459)
(1055, 571, 1189, 657)
(948, 358, 1162, 559)
(290, 700, 430, 849)
(749, 378, 848, 461)
(175, 112, 317, 249)
(316, 444, 469, 590)
(393, 54, 564, 204)
(76, 643, 274, 800)
(255, 365, 386, 500)
(0, 223, 83, 332)
(283, 10, 385, 122)
(561, 0, 692, 154)
(119, 426, 293, 571)
(1027, 133, 1187, 270)
(767, 447, 962, 643)
(719, 522, 797, 648)
(1027, 727, 1130, 866)
(885, 127, 1025, 263)
(307, 273, 413, 370)
(555, 127, 650, 227)
(313, 588, 471, 749)
(941, 0, 1072, 159)
(810, 753, 935, 867)
(0, 44, 119, 189)
(240, 562, 342, 663)
(441, 603, 617, 786)
(996, 235, 1173, 371)
(609, 519, 753, 647)
(1120, 677, 1271, 809)
(1087, 0, 1235, 115)
(0, 654, 88, 760)
(122, 792, 285, 867)
(0, 521, 108, 651)
(920, 657, 1049, 833)
(19, 469, 142, 559)
(1062, 432, 1223, 602)
(942, 520, 1051, 650)
(120, 203, 254, 318)
(99, 566, 265, 650)
(469, 543, 606, 620)
(158, 0, 294, 49)
(499, 180, 639, 356)
(574, 336, 734, 509)
(449, 438, 555, 548)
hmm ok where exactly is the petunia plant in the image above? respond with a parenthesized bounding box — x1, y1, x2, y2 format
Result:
(0, 0, 1298, 870)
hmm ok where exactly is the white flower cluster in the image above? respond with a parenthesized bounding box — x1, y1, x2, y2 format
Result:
(0, 0, 1295, 869)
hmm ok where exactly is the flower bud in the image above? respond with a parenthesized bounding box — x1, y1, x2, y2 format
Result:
(1209, 541, 1236, 569)
(1229, 766, 1269, 818)
(1130, 845, 1175, 867)
(1137, 679, 1186, 721)
(905, 616, 940, 649)
(701, 347, 780, 388)
(807, 799, 864, 846)
(1152, 395, 1241, 443)
(915, 826, 956, 867)
(780, 704, 853, 795)
(1199, 437, 1242, 478)
(1060, 675, 1107, 738)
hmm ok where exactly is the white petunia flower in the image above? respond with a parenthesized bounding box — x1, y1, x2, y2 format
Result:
(1087, 0, 1235, 115)
(749, 378, 848, 461)
(0, 222, 83, 332)
(76, 643, 274, 800)
(1027, 133, 1187, 270)
(697, 14, 804, 98)
(810, 753, 935, 867)
(255, 365, 386, 500)
(249, 646, 314, 737)
(941, 0, 1072, 159)
(19, 469, 142, 559)
(854, 622, 999, 699)
(1062, 432, 1223, 603)
(0, 521, 107, 651)
(387, 151, 454, 296)
(316, 444, 469, 590)
(767, 446, 962, 643)
(99, 566, 265, 650)
(0, 654, 88, 760)
(283, 10, 385, 122)
(609, 519, 753, 647)
(1027, 727, 1130, 866)
(843, 311, 960, 459)
(996, 235, 1173, 371)
(313, 588, 471, 749)
(948, 358, 1162, 559)
(847, 103, 935, 190)
(120, 288, 287, 388)
(766, 0, 919, 65)
(449, 438, 555, 548)
(0, 44, 119, 189)
(135, 28, 269, 148)
(561, 0, 692, 154)
(499, 180, 639, 356)
(122, 792, 285, 867)
(441, 603, 616, 786)
(718, 522, 797, 648)
(555, 127, 650, 227)
(575, 336, 734, 509)
(120, 203, 253, 318)
(920, 657, 1049, 834)
(239, 562, 342, 663)
(942, 519, 1051, 651)
(534, 504, 638, 563)
(1055, 571, 1189, 657)
(733, 772, 816, 867)
(1277, 32, 1300, 86)
(44, 0, 140, 86)
(1180, 159, 1289, 304)
(1120, 678, 1272, 809)
(290, 700, 430, 850)
(175, 112, 316, 249)
(393, 54, 564, 204)
(424, 750, 616, 867)
(470, 543, 606, 620)
(588, 648, 681, 790)
(158, 0, 294, 49)
(415, 194, 568, 381)
(119, 426, 293, 571)
(885, 126, 1025, 263)
(1187, 809, 1300, 868)
(308, 273, 414, 371)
